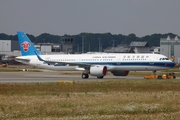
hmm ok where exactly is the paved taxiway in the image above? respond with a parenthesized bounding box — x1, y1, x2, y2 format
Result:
(0, 71, 147, 83)
(0, 71, 179, 83)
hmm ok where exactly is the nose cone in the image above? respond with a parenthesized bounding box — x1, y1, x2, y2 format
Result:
(166, 61, 176, 68)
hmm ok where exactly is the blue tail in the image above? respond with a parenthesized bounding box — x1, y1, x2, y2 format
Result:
(17, 31, 41, 56)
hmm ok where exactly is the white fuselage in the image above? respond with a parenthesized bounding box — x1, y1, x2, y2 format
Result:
(15, 53, 175, 71)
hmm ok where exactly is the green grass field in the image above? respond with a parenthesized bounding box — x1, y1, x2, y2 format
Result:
(0, 65, 180, 119)
(0, 80, 180, 120)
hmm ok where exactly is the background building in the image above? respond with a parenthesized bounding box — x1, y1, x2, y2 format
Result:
(0, 37, 74, 63)
(104, 44, 134, 53)
(0, 36, 74, 61)
(34, 37, 74, 54)
(160, 36, 180, 63)
(61, 37, 74, 54)
(150, 46, 160, 54)
(0, 40, 20, 63)
(0, 40, 19, 52)
(104, 42, 151, 53)
(34, 43, 62, 54)
(129, 41, 150, 53)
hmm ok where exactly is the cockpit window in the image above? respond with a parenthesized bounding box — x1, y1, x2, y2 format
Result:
(159, 58, 169, 60)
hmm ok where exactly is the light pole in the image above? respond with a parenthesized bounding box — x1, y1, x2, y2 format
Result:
(101, 43, 102, 52)
(98, 38, 101, 52)
(2, 42, 4, 54)
(168, 40, 169, 58)
(82, 36, 84, 53)
(89, 43, 90, 52)
(112, 40, 115, 47)
(77, 44, 79, 53)
(1, 42, 2, 54)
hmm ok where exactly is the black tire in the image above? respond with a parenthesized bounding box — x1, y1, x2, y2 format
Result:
(158, 76, 162, 79)
(97, 76, 104, 79)
(85, 74, 89, 79)
(82, 74, 89, 79)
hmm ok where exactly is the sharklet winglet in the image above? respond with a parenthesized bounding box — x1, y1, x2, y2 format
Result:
(34, 51, 44, 61)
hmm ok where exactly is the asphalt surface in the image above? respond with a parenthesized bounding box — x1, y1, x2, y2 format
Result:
(0, 71, 148, 83)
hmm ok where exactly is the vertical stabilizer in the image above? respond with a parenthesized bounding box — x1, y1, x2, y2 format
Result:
(17, 31, 41, 56)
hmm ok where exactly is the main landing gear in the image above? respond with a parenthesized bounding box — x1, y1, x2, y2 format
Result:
(82, 73, 89, 79)
(81, 73, 104, 79)
(97, 76, 104, 79)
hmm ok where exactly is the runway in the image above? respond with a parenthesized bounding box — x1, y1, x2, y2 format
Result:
(0, 71, 146, 83)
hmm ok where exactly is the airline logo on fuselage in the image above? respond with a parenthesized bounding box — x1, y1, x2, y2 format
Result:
(21, 41, 31, 52)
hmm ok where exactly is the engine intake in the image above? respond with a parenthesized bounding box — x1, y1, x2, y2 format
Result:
(90, 65, 107, 76)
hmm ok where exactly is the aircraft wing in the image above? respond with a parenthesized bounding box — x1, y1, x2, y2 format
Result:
(44, 60, 90, 67)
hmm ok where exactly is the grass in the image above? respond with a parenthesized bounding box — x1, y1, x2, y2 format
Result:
(0, 65, 180, 119)
(0, 80, 180, 119)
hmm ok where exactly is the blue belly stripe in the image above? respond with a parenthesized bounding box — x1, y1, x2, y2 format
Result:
(74, 62, 175, 68)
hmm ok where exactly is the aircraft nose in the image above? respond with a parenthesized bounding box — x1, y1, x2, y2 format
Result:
(167, 62, 176, 68)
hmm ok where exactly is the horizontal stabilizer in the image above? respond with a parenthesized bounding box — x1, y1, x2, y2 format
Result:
(15, 57, 30, 62)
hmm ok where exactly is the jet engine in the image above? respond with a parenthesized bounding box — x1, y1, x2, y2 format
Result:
(111, 70, 129, 76)
(90, 65, 107, 76)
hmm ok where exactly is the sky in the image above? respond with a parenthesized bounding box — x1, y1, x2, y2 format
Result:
(0, 0, 180, 37)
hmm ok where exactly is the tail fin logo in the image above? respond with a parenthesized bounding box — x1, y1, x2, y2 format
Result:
(21, 41, 31, 52)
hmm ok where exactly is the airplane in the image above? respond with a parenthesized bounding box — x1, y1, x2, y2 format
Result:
(15, 31, 176, 79)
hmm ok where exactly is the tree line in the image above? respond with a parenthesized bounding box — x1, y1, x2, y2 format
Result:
(0, 32, 178, 52)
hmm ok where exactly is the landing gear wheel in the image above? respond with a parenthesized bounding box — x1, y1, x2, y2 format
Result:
(158, 76, 162, 79)
(97, 76, 104, 79)
(82, 73, 89, 79)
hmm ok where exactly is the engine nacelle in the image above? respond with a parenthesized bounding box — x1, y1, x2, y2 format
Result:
(90, 65, 107, 76)
(111, 70, 129, 76)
